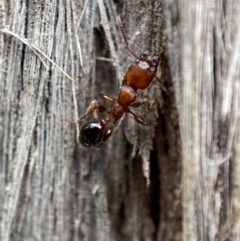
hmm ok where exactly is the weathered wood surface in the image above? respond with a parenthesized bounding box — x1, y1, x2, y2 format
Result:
(0, 0, 240, 240)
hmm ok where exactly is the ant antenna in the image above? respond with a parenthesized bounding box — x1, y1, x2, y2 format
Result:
(116, 16, 139, 60)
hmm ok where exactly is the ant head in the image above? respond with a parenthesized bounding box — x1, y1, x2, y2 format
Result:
(79, 121, 104, 147)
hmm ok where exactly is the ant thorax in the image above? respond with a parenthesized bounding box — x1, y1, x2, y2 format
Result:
(118, 86, 137, 105)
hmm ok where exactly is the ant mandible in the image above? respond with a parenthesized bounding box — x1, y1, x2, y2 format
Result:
(75, 16, 160, 147)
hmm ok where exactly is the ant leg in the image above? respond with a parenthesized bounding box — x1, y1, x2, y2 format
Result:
(98, 94, 116, 103)
(74, 100, 99, 123)
(129, 101, 153, 111)
(72, 100, 108, 125)
(128, 110, 149, 125)
(73, 94, 115, 125)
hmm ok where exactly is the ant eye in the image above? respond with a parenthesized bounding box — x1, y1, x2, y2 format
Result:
(139, 50, 150, 60)
(79, 122, 104, 147)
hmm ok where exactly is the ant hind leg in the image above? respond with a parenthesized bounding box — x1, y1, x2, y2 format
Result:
(128, 110, 149, 125)
(73, 94, 115, 125)
(129, 101, 152, 111)
(72, 100, 107, 125)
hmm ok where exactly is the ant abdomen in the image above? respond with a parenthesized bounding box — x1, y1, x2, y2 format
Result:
(79, 121, 104, 147)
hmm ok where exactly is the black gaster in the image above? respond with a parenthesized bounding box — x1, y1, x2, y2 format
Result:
(79, 122, 104, 147)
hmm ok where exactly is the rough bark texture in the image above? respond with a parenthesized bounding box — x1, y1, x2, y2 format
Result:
(0, 0, 240, 241)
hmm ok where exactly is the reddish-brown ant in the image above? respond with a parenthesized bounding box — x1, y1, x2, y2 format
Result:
(75, 16, 160, 147)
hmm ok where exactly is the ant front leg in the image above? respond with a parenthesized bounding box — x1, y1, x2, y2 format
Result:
(128, 110, 149, 125)
(129, 101, 152, 111)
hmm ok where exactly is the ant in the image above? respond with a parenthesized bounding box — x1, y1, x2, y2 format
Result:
(75, 16, 160, 147)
